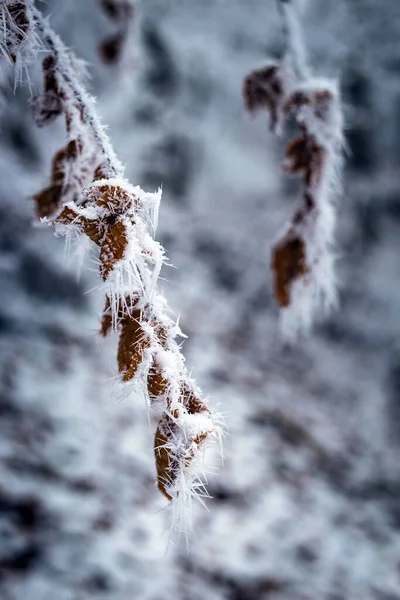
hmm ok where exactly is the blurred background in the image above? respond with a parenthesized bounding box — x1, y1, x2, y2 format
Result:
(1, 0, 400, 598)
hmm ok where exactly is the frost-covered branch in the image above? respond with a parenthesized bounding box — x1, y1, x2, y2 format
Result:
(1, 0, 222, 534)
(32, 5, 124, 179)
(244, 0, 344, 338)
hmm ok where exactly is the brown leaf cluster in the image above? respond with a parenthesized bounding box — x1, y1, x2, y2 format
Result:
(56, 179, 214, 501)
(100, 296, 170, 387)
(19, 8, 215, 505)
(100, 282, 212, 500)
(99, 285, 213, 501)
(32, 54, 82, 132)
(284, 88, 334, 121)
(243, 62, 336, 310)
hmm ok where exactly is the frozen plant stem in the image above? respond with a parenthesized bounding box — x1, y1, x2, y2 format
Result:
(244, 0, 344, 337)
(1, 1, 222, 536)
(31, 5, 124, 178)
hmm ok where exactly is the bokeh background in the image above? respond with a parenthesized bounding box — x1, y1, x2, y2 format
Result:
(1, 0, 400, 598)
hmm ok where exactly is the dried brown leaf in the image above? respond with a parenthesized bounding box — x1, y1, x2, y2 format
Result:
(33, 54, 65, 127)
(117, 311, 150, 381)
(95, 184, 135, 213)
(183, 388, 209, 416)
(99, 219, 128, 279)
(154, 421, 174, 500)
(243, 64, 285, 132)
(283, 132, 325, 188)
(147, 363, 169, 399)
(271, 234, 308, 308)
(93, 164, 109, 181)
(284, 88, 334, 121)
(154, 412, 210, 501)
(33, 185, 64, 219)
(100, 296, 113, 336)
(99, 32, 125, 64)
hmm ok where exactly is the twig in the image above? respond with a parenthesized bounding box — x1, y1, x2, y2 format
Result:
(27, 2, 222, 533)
(276, 0, 309, 81)
(244, 0, 344, 337)
(31, 5, 125, 179)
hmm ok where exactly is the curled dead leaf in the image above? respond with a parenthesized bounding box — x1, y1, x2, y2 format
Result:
(243, 64, 285, 132)
(95, 184, 135, 213)
(283, 132, 325, 188)
(99, 32, 125, 64)
(99, 220, 128, 279)
(33, 185, 64, 219)
(117, 311, 150, 381)
(154, 420, 174, 500)
(147, 362, 169, 399)
(271, 234, 308, 308)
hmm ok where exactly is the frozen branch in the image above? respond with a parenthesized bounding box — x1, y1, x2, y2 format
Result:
(244, 0, 344, 338)
(0, 1, 223, 535)
(31, 5, 125, 179)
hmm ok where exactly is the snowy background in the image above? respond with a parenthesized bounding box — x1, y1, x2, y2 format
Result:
(1, 0, 400, 598)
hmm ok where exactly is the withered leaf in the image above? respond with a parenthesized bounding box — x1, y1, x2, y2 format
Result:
(100, 296, 113, 336)
(271, 234, 308, 308)
(154, 413, 210, 501)
(284, 133, 325, 188)
(117, 311, 149, 381)
(99, 220, 128, 280)
(243, 65, 284, 132)
(93, 164, 109, 181)
(99, 32, 124, 65)
(33, 185, 64, 219)
(147, 363, 169, 399)
(154, 422, 173, 500)
(95, 184, 135, 213)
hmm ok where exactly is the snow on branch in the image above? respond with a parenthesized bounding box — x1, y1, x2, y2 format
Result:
(1, 1, 222, 534)
(244, 0, 344, 338)
(32, 6, 125, 179)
